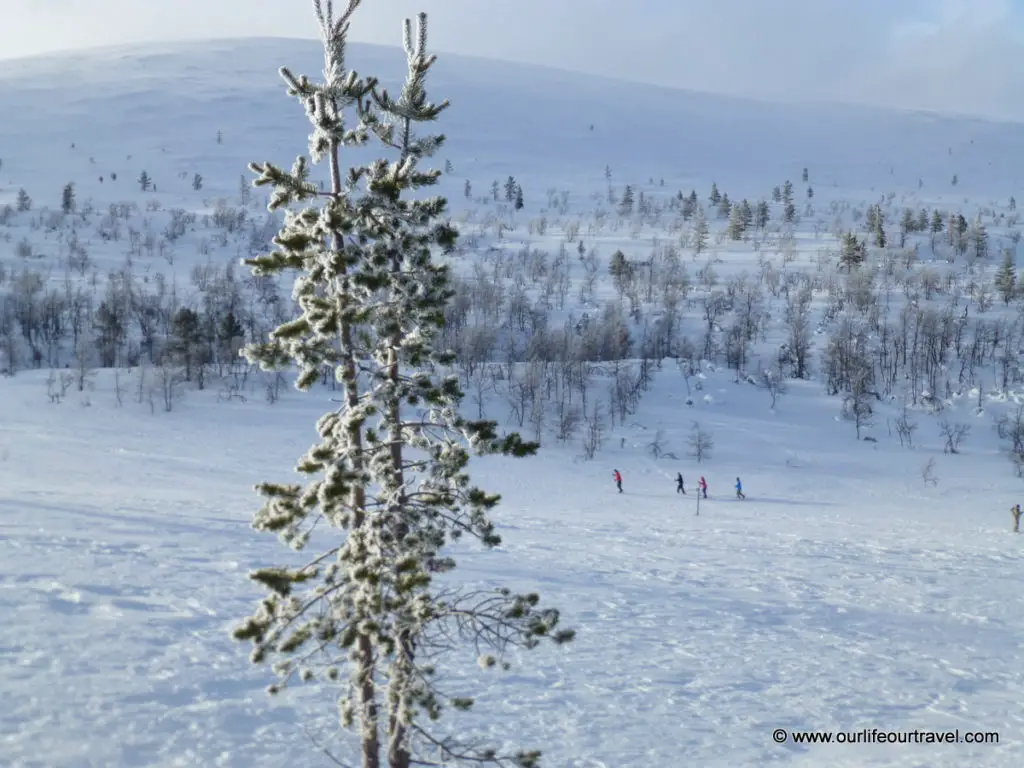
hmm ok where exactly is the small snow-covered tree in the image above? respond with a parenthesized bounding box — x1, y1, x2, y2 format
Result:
(608, 249, 631, 295)
(997, 405, 1024, 475)
(996, 249, 1016, 304)
(232, 4, 572, 767)
(156, 360, 184, 412)
(754, 200, 769, 229)
(693, 207, 709, 255)
(898, 207, 915, 247)
(72, 333, 95, 393)
(677, 353, 697, 397)
(783, 198, 797, 224)
(921, 457, 938, 487)
(970, 218, 988, 259)
(838, 231, 865, 271)
(726, 201, 746, 240)
(939, 420, 970, 454)
(761, 367, 785, 409)
(716, 193, 731, 220)
(167, 307, 206, 384)
(893, 405, 918, 448)
(239, 173, 252, 205)
(138, 170, 151, 191)
(15, 188, 31, 212)
(61, 182, 75, 215)
(687, 421, 713, 462)
(581, 399, 605, 459)
(843, 361, 874, 440)
(647, 428, 668, 459)
(619, 184, 634, 215)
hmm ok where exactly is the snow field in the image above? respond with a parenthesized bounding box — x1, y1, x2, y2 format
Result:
(2, 364, 1024, 767)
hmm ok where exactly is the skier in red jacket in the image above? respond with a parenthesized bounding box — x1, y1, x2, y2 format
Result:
(613, 469, 622, 493)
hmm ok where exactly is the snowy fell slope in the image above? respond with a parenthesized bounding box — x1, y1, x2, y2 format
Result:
(1, 37, 1024, 201)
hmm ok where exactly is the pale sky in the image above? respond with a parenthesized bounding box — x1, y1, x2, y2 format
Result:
(4, 0, 1024, 120)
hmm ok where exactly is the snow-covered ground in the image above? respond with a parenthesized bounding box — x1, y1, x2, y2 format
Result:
(2, 368, 1023, 767)
(2, 37, 1024, 768)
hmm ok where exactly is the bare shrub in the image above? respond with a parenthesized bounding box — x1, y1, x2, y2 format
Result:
(894, 406, 918, 448)
(921, 457, 939, 486)
(939, 420, 970, 454)
(581, 401, 605, 460)
(687, 421, 714, 463)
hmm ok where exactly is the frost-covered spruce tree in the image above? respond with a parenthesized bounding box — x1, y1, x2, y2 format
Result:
(232, 3, 573, 768)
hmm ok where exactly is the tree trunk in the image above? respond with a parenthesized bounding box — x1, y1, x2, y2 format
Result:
(385, 330, 412, 768)
(329, 136, 380, 768)
(388, 118, 415, 768)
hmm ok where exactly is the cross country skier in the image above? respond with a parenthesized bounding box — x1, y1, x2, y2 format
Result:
(613, 469, 623, 493)
(735, 477, 745, 500)
(676, 472, 685, 494)
(699, 476, 707, 499)
(1013, 504, 1021, 533)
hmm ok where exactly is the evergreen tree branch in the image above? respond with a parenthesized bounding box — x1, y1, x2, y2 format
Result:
(234, 5, 572, 767)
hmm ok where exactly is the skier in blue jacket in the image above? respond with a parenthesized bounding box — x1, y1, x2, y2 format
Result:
(735, 477, 745, 500)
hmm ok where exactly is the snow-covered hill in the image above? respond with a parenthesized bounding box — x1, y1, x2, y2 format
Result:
(2, 37, 1024, 768)
(1, 37, 1023, 201)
